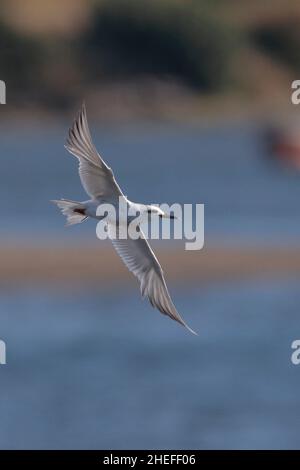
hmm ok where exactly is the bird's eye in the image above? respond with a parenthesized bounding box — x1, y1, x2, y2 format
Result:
(147, 209, 152, 214)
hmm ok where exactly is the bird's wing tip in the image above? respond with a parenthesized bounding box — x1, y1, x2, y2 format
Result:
(185, 324, 198, 336)
(78, 101, 86, 120)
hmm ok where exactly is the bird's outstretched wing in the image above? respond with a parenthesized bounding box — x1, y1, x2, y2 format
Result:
(65, 103, 123, 199)
(108, 225, 197, 335)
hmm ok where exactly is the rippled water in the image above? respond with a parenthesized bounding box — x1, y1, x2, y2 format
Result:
(0, 279, 299, 449)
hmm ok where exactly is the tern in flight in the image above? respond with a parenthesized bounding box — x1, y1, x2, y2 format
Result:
(52, 104, 196, 335)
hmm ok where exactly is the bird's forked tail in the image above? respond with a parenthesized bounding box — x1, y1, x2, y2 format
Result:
(51, 199, 88, 226)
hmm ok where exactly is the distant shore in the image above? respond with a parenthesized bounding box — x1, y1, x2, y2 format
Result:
(2, 90, 294, 128)
(1, 244, 300, 288)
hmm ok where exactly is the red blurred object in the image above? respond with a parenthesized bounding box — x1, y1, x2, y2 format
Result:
(265, 124, 300, 169)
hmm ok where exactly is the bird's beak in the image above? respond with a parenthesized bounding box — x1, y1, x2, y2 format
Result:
(159, 213, 178, 219)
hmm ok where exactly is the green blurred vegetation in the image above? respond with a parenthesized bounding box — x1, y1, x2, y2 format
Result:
(0, 0, 299, 112)
(0, 22, 42, 100)
(0, 0, 239, 110)
(82, 0, 236, 91)
(253, 19, 300, 73)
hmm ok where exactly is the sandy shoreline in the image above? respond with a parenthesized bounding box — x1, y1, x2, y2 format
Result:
(0, 244, 300, 288)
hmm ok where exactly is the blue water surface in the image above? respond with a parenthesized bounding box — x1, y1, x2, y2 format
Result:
(0, 279, 299, 449)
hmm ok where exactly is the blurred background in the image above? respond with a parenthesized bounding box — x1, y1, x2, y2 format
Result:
(1, 0, 300, 450)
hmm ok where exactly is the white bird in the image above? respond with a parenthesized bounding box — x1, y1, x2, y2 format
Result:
(52, 104, 196, 335)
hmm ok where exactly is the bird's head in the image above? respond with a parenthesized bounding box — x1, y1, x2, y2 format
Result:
(146, 205, 177, 219)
